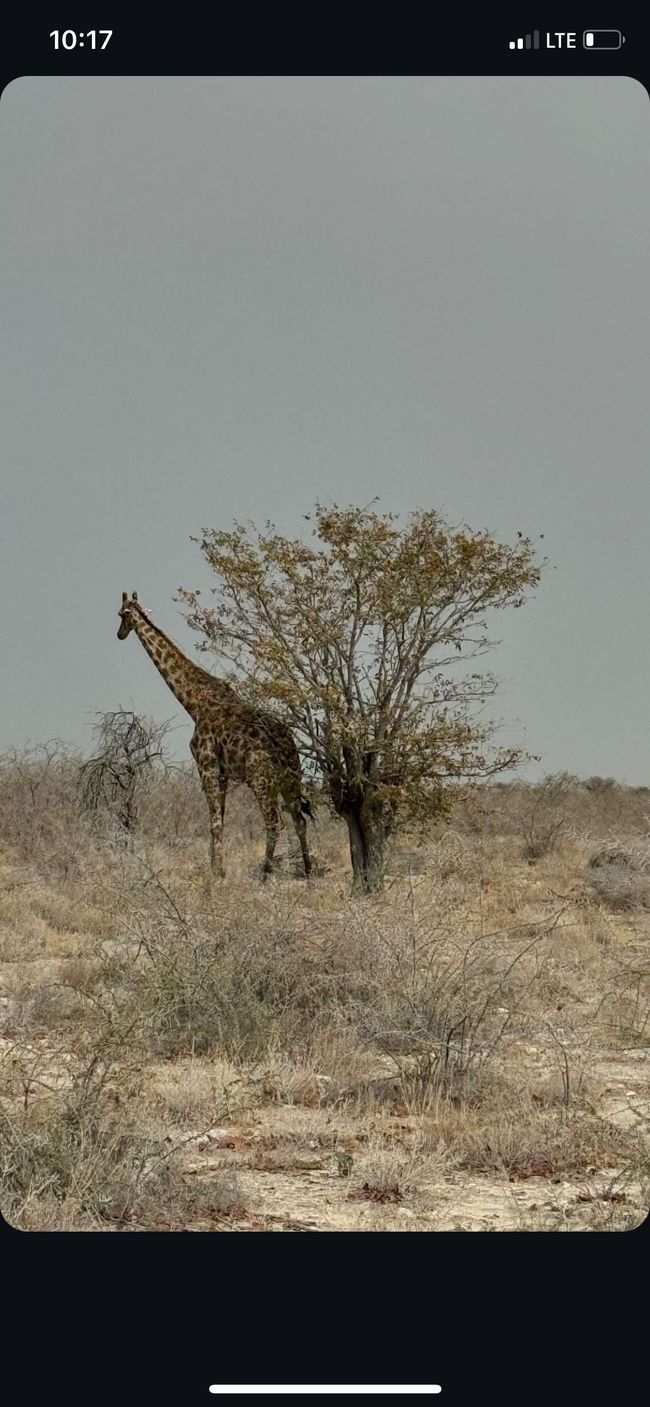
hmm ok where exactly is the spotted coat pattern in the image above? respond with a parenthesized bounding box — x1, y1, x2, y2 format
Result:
(117, 592, 312, 877)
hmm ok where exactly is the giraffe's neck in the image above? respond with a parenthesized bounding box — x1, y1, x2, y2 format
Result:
(131, 609, 217, 719)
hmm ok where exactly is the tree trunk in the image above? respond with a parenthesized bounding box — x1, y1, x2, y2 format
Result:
(345, 801, 386, 895)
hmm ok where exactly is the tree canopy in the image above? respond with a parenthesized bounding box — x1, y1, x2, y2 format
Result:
(179, 503, 543, 891)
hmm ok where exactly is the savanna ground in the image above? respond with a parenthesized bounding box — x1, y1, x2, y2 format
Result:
(1, 749, 649, 1231)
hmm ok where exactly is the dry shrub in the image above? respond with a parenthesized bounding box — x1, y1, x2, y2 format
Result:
(179, 1167, 247, 1226)
(512, 1196, 646, 1233)
(137, 764, 206, 845)
(0, 742, 216, 872)
(347, 1130, 437, 1203)
(80, 710, 173, 838)
(0, 1084, 170, 1229)
(387, 848, 428, 876)
(130, 914, 334, 1060)
(423, 831, 491, 884)
(342, 902, 561, 1102)
(148, 1058, 242, 1124)
(0, 915, 47, 962)
(0, 1046, 247, 1230)
(587, 847, 650, 911)
(16, 981, 92, 1036)
(0, 742, 88, 878)
(520, 773, 572, 862)
(595, 958, 650, 1046)
(107, 877, 565, 1120)
(2, 964, 112, 1046)
(454, 1106, 644, 1180)
(453, 776, 650, 845)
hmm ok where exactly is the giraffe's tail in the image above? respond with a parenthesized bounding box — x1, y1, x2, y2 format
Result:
(300, 794, 317, 825)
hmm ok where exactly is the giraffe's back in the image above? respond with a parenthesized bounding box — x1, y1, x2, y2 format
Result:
(201, 686, 303, 799)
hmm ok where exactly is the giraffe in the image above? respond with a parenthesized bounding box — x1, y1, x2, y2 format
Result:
(116, 592, 313, 879)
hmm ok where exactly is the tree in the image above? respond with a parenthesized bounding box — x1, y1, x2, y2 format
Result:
(178, 504, 544, 894)
(80, 709, 171, 837)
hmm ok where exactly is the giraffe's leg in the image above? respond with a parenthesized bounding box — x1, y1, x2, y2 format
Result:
(191, 731, 226, 878)
(262, 799, 281, 878)
(249, 777, 282, 878)
(218, 770, 227, 829)
(204, 765, 226, 877)
(290, 804, 312, 877)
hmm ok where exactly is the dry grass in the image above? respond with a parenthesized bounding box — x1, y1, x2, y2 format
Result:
(0, 748, 649, 1230)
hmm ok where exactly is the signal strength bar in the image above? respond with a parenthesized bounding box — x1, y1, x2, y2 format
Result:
(509, 31, 540, 49)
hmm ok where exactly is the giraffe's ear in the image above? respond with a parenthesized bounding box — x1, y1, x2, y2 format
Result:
(132, 591, 138, 602)
(122, 592, 128, 604)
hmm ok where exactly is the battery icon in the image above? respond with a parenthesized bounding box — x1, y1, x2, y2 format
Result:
(583, 30, 624, 49)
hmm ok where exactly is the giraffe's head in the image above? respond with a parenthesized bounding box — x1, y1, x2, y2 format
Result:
(117, 591, 140, 639)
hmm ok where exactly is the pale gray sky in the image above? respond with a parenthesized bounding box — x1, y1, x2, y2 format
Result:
(1, 77, 649, 779)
